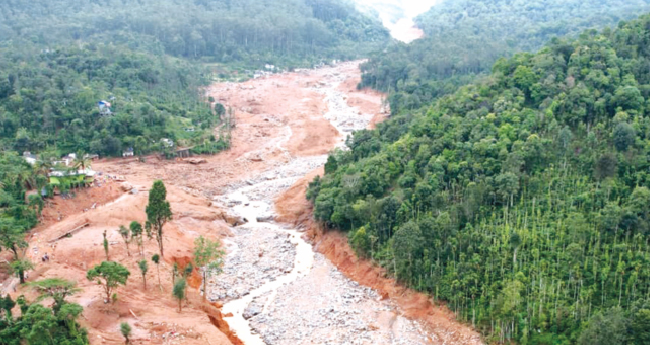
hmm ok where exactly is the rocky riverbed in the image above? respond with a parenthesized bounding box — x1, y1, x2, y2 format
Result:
(203, 70, 436, 345)
(208, 229, 296, 302)
(248, 254, 432, 345)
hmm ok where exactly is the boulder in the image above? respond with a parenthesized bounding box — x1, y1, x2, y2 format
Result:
(256, 216, 275, 223)
(243, 305, 262, 320)
(220, 211, 247, 227)
(188, 158, 207, 165)
(119, 182, 133, 191)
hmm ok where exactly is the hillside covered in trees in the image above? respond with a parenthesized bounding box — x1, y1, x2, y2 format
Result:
(359, 0, 650, 112)
(310, 13, 650, 344)
(0, 44, 222, 156)
(0, 0, 390, 157)
(0, 0, 390, 66)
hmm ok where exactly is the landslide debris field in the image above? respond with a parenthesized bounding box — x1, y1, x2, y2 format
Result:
(3, 62, 482, 345)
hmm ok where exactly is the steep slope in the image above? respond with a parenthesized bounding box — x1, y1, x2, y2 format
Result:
(310, 13, 650, 344)
(0, 0, 389, 66)
(360, 0, 650, 112)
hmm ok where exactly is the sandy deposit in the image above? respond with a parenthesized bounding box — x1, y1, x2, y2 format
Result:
(2, 61, 482, 345)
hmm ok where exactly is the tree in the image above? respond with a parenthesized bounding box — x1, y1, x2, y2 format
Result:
(119, 225, 131, 256)
(138, 259, 148, 290)
(120, 322, 132, 345)
(102, 230, 109, 260)
(183, 262, 193, 279)
(172, 262, 179, 285)
(146, 180, 172, 257)
(391, 221, 423, 282)
(129, 221, 143, 257)
(152, 254, 162, 291)
(10, 259, 34, 284)
(595, 153, 618, 180)
(613, 122, 636, 151)
(28, 278, 80, 311)
(0, 294, 16, 319)
(193, 236, 224, 301)
(86, 261, 130, 302)
(578, 307, 627, 345)
(172, 278, 186, 312)
(510, 232, 522, 269)
(73, 156, 92, 172)
(0, 219, 29, 283)
(631, 306, 650, 344)
(0, 219, 26, 258)
(57, 303, 84, 339)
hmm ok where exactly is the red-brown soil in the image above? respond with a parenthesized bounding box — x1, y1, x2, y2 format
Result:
(2, 61, 481, 345)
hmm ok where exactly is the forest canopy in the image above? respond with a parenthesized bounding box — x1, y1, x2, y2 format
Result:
(0, 0, 390, 67)
(359, 0, 650, 112)
(310, 13, 650, 344)
(0, 0, 390, 157)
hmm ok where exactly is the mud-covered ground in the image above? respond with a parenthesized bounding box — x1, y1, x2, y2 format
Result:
(2, 61, 482, 345)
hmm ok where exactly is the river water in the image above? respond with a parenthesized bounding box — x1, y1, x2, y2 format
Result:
(221, 187, 315, 345)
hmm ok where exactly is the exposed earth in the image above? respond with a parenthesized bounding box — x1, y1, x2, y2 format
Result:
(1, 61, 482, 345)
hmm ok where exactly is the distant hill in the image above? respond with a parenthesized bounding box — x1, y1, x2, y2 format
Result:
(360, 0, 650, 112)
(0, 0, 390, 67)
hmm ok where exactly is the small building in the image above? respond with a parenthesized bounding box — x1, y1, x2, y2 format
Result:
(49, 167, 97, 191)
(84, 154, 100, 161)
(23, 152, 37, 165)
(122, 148, 134, 157)
(98, 100, 112, 116)
(161, 138, 174, 148)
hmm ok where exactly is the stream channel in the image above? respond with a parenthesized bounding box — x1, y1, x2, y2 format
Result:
(212, 69, 432, 345)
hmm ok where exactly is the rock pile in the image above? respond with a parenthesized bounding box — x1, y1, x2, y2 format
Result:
(207, 226, 296, 302)
(246, 254, 432, 345)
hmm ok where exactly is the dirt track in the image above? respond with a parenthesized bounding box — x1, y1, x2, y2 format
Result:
(3, 61, 482, 345)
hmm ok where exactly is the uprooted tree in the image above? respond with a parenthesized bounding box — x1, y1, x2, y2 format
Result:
(86, 261, 130, 302)
(146, 180, 172, 257)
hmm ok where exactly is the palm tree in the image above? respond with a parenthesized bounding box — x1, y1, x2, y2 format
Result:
(34, 159, 52, 177)
(73, 156, 92, 172)
(33, 160, 52, 195)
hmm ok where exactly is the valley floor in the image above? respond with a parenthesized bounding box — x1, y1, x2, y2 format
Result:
(2, 61, 481, 345)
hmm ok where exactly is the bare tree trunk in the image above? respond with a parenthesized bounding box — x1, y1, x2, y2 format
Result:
(203, 271, 207, 301)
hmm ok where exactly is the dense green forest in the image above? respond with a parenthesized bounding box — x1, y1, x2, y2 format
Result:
(0, 43, 224, 156)
(359, 0, 650, 112)
(0, 293, 88, 345)
(0, 0, 389, 67)
(0, 0, 389, 157)
(310, 14, 650, 344)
